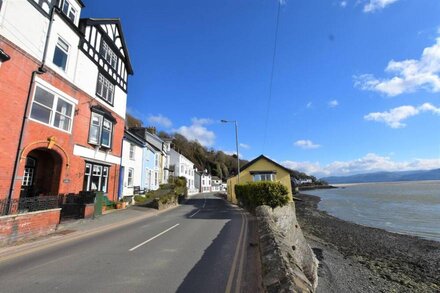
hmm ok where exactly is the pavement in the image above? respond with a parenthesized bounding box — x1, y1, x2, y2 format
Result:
(0, 192, 263, 293)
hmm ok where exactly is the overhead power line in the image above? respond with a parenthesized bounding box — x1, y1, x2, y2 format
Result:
(262, 0, 282, 152)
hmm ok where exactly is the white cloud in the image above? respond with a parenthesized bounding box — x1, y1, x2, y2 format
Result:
(306, 102, 313, 109)
(363, 0, 399, 13)
(294, 140, 321, 150)
(340, 1, 348, 8)
(175, 117, 215, 147)
(282, 161, 323, 175)
(282, 153, 440, 177)
(191, 117, 213, 125)
(364, 103, 440, 128)
(239, 143, 250, 149)
(355, 37, 440, 96)
(328, 100, 339, 108)
(147, 114, 172, 128)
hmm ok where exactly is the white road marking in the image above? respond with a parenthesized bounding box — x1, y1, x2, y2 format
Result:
(189, 193, 207, 218)
(189, 209, 200, 218)
(225, 211, 246, 293)
(129, 224, 180, 252)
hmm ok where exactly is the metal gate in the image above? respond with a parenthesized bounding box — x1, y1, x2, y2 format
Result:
(59, 192, 96, 220)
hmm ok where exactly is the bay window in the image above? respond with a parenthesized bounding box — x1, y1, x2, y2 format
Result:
(88, 111, 114, 148)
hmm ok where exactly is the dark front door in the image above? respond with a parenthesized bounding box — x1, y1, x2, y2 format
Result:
(20, 148, 62, 197)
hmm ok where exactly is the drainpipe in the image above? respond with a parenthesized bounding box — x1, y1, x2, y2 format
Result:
(7, 6, 58, 214)
(117, 132, 126, 201)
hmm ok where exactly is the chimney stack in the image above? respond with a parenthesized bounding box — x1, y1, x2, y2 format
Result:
(146, 126, 157, 135)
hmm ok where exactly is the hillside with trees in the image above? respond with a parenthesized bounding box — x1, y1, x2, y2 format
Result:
(126, 114, 321, 183)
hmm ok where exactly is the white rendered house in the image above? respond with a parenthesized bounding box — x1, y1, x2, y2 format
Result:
(211, 176, 222, 192)
(195, 170, 211, 193)
(169, 149, 197, 195)
(120, 130, 144, 198)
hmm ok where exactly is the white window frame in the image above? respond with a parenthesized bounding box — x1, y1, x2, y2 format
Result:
(62, 0, 77, 23)
(96, 73, 115, 104)
(29, 84, 75, 133)
(129, 143, 135, 160)
(252, 173, 276, 182)
(83, 162, 109, 192)
(100, 41, 118, 69)
(52, 37, 69, 71)
(155, 154, 160, 167)
(88, 112, 113, 148)
(127, 168, 134, 187)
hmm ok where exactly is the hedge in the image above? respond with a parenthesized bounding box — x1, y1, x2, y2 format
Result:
(235, 181, 289, 210)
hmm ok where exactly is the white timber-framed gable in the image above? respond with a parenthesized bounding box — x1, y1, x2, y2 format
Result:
(79, 19, 133, 94)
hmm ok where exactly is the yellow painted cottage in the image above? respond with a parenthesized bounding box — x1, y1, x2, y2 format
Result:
(227, 155, 293, 203)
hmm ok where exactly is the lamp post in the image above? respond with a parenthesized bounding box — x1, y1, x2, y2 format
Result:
(221, 119, 240, 183)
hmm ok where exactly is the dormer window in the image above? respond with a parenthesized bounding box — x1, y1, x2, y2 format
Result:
(96, 73, 114, 104)
(62, 0, 77, 23)
(100, 41, 117, 69)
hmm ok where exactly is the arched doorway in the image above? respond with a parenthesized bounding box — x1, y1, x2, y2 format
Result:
(20, 148, 62, 197)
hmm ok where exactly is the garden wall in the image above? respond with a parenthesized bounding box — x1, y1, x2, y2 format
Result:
(0, 208, 61, 246)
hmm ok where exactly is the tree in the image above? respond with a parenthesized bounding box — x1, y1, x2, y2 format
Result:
(126, 113, 143, 128)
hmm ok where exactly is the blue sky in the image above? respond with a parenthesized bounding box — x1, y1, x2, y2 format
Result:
(83, 0, 440, 177)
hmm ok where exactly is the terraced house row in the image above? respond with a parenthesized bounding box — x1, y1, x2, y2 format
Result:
(0, 0, 133, 206)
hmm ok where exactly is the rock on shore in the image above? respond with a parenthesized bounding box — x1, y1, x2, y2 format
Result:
(295, 193, 440, 293)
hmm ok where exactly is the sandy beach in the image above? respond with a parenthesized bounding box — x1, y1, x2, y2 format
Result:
(295, 193, 440, 293)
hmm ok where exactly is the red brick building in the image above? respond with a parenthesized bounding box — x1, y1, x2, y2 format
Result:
(0, 0, 133, 205)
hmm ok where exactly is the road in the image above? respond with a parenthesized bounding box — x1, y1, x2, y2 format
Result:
(0, 193, 257, 293)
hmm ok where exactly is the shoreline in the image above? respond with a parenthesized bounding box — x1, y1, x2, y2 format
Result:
(295, 193, 440, 293)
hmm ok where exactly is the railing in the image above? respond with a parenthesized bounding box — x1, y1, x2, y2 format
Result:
(0, 196, 59, 216)
(0, 192, 97, 216)
(58, 192, 96, 205)
(58, 191, 96, 220)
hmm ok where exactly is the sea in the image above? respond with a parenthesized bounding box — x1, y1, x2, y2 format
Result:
(303, 180, 440, 242)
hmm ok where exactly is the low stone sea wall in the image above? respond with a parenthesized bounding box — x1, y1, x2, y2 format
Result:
(256, 203, 318, 292)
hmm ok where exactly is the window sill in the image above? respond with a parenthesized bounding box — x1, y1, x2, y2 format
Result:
(88, 142, 112, 151)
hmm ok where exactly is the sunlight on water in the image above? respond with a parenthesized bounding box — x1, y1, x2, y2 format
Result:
(304, 181, 440, 242)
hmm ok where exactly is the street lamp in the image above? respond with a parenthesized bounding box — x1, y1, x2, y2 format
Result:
(221, 119, 240, 183)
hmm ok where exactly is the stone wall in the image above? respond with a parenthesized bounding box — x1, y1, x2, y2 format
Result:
(152, 196, 179, 211)
(256, 203, 318, 292)
(0, 208, 61, 246)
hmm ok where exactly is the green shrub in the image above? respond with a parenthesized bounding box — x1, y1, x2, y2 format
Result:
(134, 195, 148, 203)
(235, 181, 289, 210)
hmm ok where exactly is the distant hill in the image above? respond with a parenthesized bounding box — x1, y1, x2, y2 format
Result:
(322, 169, 440, 184)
